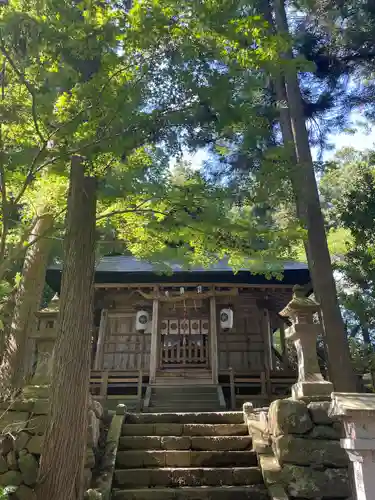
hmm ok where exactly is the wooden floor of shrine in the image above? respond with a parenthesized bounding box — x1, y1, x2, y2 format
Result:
(89, 368, 296, 411)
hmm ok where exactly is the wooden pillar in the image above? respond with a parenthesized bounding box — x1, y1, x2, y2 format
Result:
(229, 367, 236, 410)
(279, 320, 288, 369)
(94, 308, 108, 370)
(136, 368, 143, 412)
(99, 370, 109, 401)
(149, 292, 159, 384)
(266, 310, 274, 371)
(139, 332, 145, 370)
(210, 295, 219, 385)
(262, 309, 272, 397)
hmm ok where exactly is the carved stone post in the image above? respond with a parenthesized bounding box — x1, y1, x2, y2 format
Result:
(330, 392, 375, 500)
(23, 294, 59, 398)
(280, 285, 333, 399)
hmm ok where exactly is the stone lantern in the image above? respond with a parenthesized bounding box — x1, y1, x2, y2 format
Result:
(279, 285, 333, 399)
(23, 294, 59, 398)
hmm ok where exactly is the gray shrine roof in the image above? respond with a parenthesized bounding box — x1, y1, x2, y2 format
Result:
(91, 256, 308, 274)
(46, 255, 310, 292)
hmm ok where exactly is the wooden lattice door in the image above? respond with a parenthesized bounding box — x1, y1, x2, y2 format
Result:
(103, 313, 144, 370)
(159, 316, 209, 368)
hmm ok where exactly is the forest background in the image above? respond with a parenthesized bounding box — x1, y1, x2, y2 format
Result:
(1, 0, 375, 498)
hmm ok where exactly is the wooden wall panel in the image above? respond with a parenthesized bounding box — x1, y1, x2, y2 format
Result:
(95, 287, 288, 374)
(218, 297, 265, 372)
(102, 312, 151, 371)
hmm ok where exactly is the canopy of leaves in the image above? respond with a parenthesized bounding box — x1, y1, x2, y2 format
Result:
(0, 0, 309, 304)
(320, 148, 375, 365)
(289, 0, 375, 152)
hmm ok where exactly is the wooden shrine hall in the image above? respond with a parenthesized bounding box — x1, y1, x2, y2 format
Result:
(44, 256, 311, 410)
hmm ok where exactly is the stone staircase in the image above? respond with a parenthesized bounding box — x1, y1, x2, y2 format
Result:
(146, 385, 223, 413)
(112, 411, 269, 499)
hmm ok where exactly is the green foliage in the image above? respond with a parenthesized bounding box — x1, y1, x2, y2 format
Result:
(286, 0, 375, 151)
(320, 148, 375, 352)
(0, 485, 17, 498)
(0, 0, 311, 309)
(326, 228, 353, 259)
(96, 157, 303, 273)
(349, 338, 375, 376)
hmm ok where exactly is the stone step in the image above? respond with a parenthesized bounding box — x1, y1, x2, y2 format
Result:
(151, 396, 218, 401)
(152, 386, 217, 392)
(119, 436, 252, 451)
(154, 379, 214, 385)
(150, 386, 221, 412)
(182, 424, 248, 436)
(121, 423, 248, 437)
(151, 387, 217, 398)
(112, 485, 269, 500)
(150, 398, 219, 403)
(149, 402, 221, 407)
(149, 403, 221, 408)
(151, 394, 219, 404)
(116, 450, 258, 468)
(125, 412, 244, 424)
(155, 372, 212, 379)
(147, 407, 222, 414)
(148, 404, 220, 413)
(114, 466, 263, 487)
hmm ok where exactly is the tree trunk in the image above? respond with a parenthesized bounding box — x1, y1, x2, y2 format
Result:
(0, 213, 54, 393)
(261, 1, 308, 232)
(273, 0, 357, 391)
(362, 325, 371, 347)
(36, 157, 97, 500)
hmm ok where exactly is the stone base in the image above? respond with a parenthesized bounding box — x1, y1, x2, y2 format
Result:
(22, 385, 50, 399)
(292, 381, 333, 400)
(280, 464, 350, 498)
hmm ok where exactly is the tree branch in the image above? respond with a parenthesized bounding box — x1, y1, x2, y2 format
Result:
(339, 50, 375, 63)
(10, 76, 193, 206)
(13, 106, 93, 205)
(0, 219, 37, 281)
(0, 207, 66, 282)
(97, 62, 136, 99)
(0, 36, 46, 145)
(13, 157, 60, 205)
(13, 64, 144, 202)
(96, 207, 170, 221)
(0, 163, 7, 263)
(0, 185, 7, 262)
(0, 59, 7, 262)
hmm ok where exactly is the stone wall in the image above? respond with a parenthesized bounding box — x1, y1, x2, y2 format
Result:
(246, 399, 353, 499)
(0, 395, 103, 499)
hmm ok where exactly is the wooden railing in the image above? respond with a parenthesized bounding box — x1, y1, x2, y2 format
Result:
(160, 335, 208, 367)
(272, 345, 296, 372)
(224, 367, 296, 410)
(89, 369, 144, 411)
(227, 367, 267, 410)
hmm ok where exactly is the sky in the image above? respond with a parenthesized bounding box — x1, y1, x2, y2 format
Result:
(320, 111, 375, 161)
(178, 111, 375, 169)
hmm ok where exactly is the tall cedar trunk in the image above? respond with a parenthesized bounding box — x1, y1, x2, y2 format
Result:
(262, 0, 327, 359)
(261, 1, 302, 211)
(36, 157, 97, 500)
(273, 0, 357, 391)
(362, 326, 371, 347)
(0, 214, 53, 392)
(261, 0, 331, 370)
